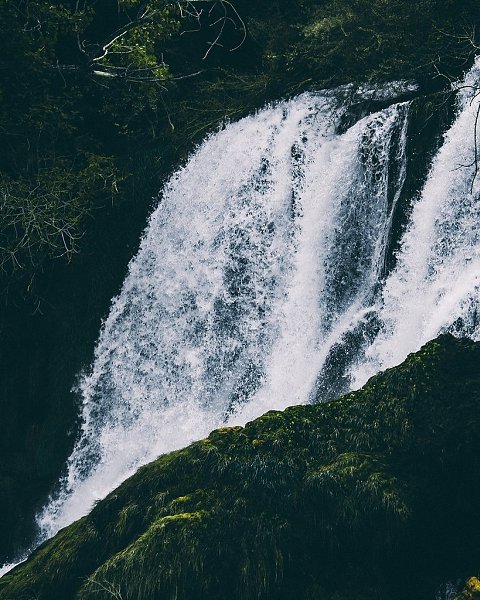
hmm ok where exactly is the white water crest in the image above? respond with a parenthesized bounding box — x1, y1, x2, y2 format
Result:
(0, 562, 22, 578)
(35, 91, 411, 538)
(30, 57, 480, 552)
(352, 57, 480, 387)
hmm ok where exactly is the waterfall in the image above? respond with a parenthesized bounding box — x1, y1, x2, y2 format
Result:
(35, 92, 410, 538)
(351, 59, 480, 387)
(30, 58, 480, 548)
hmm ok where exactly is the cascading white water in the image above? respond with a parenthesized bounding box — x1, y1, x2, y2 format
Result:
(23, 56, 479, 556)
(35, 91, 410, 538)
(351, 58, 480, 387)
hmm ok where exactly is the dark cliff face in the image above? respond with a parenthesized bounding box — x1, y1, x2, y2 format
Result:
(0, 0, 479, 564)
(1, 334, 479, 600)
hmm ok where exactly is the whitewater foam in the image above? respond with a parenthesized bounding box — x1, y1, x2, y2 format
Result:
(35, 93, 409, 539)
(352, 58, 480, 387)
(27, 58, 480, 558)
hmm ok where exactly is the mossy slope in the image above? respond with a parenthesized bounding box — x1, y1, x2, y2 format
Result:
(1, 334, 479, 599)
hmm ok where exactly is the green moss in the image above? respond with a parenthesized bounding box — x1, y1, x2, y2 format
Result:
(455, 577, 480, 600)
(1, 334, 480, 599)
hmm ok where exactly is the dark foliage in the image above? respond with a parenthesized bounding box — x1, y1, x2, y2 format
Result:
(1, 0, 478, 271)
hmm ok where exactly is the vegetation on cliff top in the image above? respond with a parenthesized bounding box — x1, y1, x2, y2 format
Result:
(1, 334, 479, 599)
(1, 0, 479, 274)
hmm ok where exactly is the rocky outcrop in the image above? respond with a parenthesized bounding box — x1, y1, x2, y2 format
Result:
(1, 334, 479, 599)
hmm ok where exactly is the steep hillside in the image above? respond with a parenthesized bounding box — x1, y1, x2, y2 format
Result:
(1, 334, 479, 599)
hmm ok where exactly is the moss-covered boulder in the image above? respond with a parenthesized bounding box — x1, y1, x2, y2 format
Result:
(455, 577, 480, 600)
(1, 334, 479, 599)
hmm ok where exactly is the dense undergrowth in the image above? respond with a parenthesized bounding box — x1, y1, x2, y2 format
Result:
(1, 0, 478, 273)
(1, 334, 479, 599)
